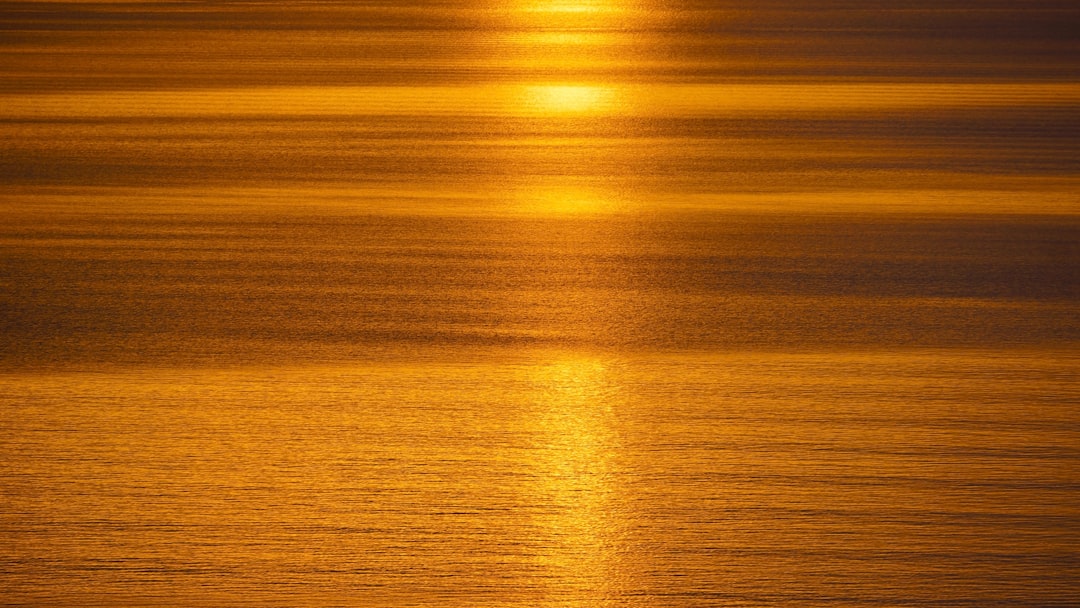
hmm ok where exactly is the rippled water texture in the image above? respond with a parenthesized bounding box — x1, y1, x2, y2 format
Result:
(1, 1, 1079, 606)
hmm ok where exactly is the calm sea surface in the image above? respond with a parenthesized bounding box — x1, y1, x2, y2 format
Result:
(2, 1, 1079, 606)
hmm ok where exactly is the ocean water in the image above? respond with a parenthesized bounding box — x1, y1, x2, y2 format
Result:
(2, 349, 1078, 606)
(1, 1, 1079, 606)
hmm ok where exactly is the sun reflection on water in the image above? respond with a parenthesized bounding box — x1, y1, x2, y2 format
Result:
(520, 84, 621, 115)
(526, 355, 625, 604)
(511, 183, 623, 215)
(521, 0, 617, 17)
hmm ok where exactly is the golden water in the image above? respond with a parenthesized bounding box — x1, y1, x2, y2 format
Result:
(1, 1, 1078, 605)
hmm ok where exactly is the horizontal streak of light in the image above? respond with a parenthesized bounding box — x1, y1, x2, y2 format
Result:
(4, 185, 1078, 216)
(2, 83, 1077, 119)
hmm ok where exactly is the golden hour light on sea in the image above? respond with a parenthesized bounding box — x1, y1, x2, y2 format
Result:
(3, 84, 1076, 119)
(509, 183, 626, 215)
(519, 0, 621, 18)
(526, 356, 625, 602)
(524, 1, 606, 14)
(3, 1, 1080, 606)
(509, 0, 649, 30)
(520, 83, 622, 115)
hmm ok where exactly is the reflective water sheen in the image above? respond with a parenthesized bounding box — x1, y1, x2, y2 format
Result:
(1, 1, 1079, 606)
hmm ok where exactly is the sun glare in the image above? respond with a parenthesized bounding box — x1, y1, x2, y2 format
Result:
(513, 0, 636, 28)
(521, 84, 619, 115)
(524, 1, 607, 14)
(526, 355, 623, 591)
(511, 183, 623, 215)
